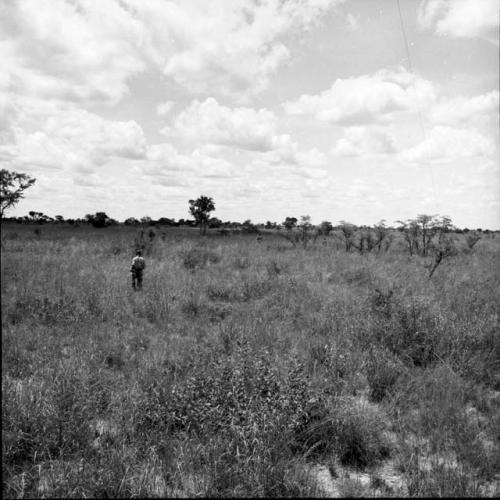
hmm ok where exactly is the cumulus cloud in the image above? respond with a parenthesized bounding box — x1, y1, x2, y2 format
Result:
(163, 97, 328, 170)
(138, 142, 237, 184)
(137, 0, 342, 97)
(401, 125, 496, 164)
(1, 106, 147, 174)
(428, 90, 499, 125)
(1, 0, 343, 105)
(332, 127, 397, 157)
(164, 97, 278, 151)
(156, 101, 175, 117)
(418, 0, 499, 44)
(283, 67, 436, 124)
(1, 0, 147, 104)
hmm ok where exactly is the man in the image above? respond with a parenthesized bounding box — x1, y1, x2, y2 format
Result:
(131, 250, 146, 290)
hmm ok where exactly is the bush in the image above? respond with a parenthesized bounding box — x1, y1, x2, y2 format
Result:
(182, 246, 221, 270)
(294, 395, 392, 467)
(366, 347, 408, 402)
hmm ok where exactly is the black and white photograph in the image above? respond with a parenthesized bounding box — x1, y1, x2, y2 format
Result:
(1, 0, 499, 497)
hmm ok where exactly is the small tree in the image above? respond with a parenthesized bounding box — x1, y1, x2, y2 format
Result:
(373, 220, 391, 254)
(319, 221, 333, 236)
(86, 211, 112, 228)
(0, 169, 36, 219)
(242, 219, 259, 234)
(396, 219, 421, 256)
(338, 221, 357, 252)
(209, 217, 223, 229)
(189, 195, 215, 235)
(282, 217, 297, 230)
(298, 215, 313, 247)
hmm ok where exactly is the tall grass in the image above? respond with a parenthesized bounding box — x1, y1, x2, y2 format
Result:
(2, 223, 499, 497)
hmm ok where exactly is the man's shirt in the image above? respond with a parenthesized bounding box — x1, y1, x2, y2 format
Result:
(132, 256, 146, 270)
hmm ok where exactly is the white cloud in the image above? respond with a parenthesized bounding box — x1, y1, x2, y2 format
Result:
(1, 0, 344, 106)
(1, 0, 147, 104)
(428, 90, 499, 125)
(138, 142, 237, 184)
(138, 0, 342, 98)
(418, 0, 499, 44)
(332, 127, 397, 157)
(401, 125, 496, 164)
(156, 101, 175, 117)
(1, 106, 147, 174)
(163, 97, 328, 169)
(164, 97, 278, 151)
(283, 67, 436, 125)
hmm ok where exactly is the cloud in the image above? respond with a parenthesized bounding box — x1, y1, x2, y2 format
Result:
(428, 90, 499, 126)
(156, 101, 175, 117)
(401, 125, 496, 164)
(283, 67, 436, 125)
(332, 127, 397, 157)
(163, 97, 329, 174)
(1, 0, 344, 105)
(138, 142, 237, 184)
(1, 106, 147, 174)
(418, 0, 499, 44)
(164, 97, 278, 151)
(1, 0, 147, 104)
(137, 0, 343, 98)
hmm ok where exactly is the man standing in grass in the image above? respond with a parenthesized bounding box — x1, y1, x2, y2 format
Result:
(131, 250, 146, 291)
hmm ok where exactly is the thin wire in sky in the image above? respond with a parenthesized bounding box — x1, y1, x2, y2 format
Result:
(396, 0, 440, 215)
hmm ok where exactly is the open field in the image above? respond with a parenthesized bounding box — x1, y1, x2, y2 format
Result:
(2, 222, 500, 497)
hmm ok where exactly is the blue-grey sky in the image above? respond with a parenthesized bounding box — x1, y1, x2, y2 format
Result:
(1, 0, 499, 228)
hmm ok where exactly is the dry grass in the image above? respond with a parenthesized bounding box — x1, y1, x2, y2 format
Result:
(2, 222, 500, 497)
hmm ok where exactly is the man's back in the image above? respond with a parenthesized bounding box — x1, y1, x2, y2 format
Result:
(132, 255, 145, 270)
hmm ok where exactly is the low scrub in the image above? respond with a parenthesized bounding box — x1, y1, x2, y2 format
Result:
(181, 246, 221, 271)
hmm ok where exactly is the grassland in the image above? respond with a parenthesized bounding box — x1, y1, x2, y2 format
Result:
(2, 222, 500, 497)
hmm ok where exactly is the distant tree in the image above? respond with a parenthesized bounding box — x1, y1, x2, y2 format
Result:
(86, 211, 112, 228)
(140, 216, 152, 224)
(124, 217, 139, 225)
(298, 215, 313, 247)
(29, 211, 47, 224)
(0, 169, 36, 219)
(55, 215, 64, 223)
(319, 221, 333, 236)
(283, 217, 297, 230)
(338, 221, 357, 252)
(397, 214, 452, 257)
(157, 217, 176, 226)
(208, 217, 222, 229)
(242, 219, 259, 234)
(188, 195, 215, 235)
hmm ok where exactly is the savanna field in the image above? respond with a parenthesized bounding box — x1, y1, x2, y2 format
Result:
(2, 222, 500, 497)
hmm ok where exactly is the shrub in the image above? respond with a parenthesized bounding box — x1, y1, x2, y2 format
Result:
(366, 347, 407, 402)
(294, 395, 392, 468)
(182, 247, 221, 270)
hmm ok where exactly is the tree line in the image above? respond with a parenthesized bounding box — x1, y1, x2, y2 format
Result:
(0, 168, 495, 236)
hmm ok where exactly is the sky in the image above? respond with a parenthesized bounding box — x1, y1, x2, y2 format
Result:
(1, 0, 499, 229)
